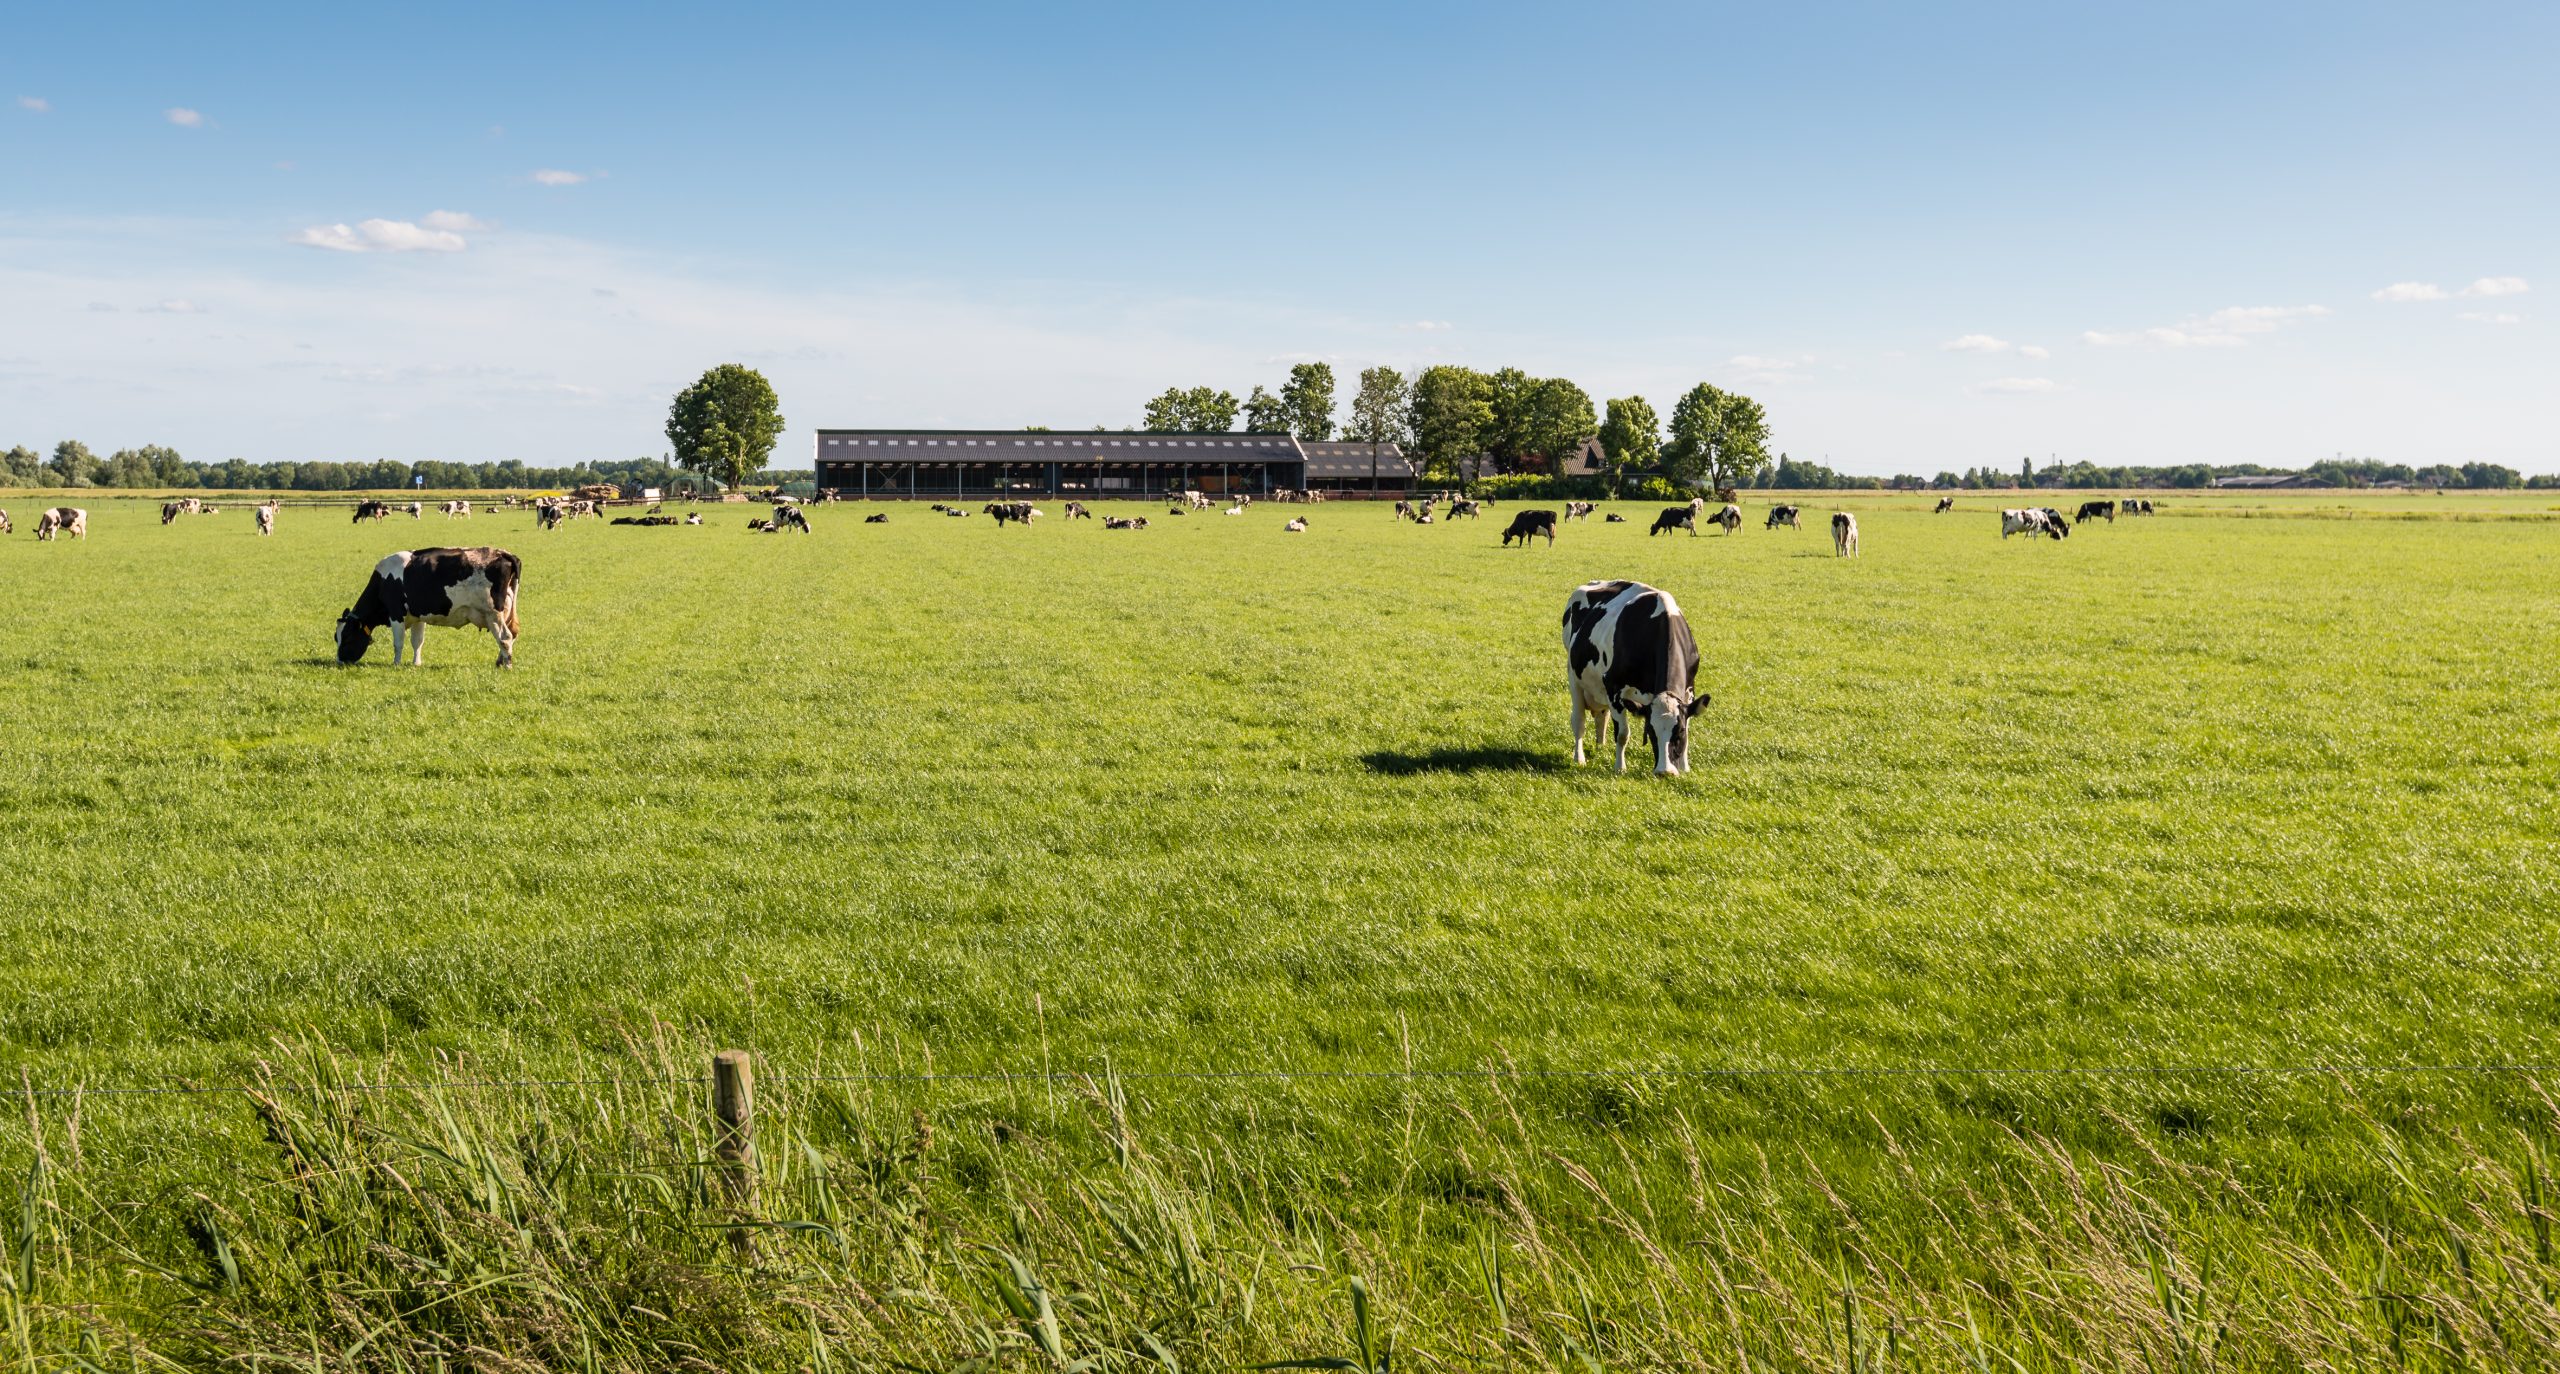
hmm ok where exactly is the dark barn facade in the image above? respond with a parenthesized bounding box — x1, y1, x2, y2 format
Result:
(814, 430, 1308, 499)
(1298, 440, 1414, 492)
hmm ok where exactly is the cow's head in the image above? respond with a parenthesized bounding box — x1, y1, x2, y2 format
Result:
(1641, 690, 1711, 776)
(335, 608, 375, 663)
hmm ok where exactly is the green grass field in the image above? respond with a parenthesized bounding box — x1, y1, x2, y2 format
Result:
(4, 489, 2558, 1368)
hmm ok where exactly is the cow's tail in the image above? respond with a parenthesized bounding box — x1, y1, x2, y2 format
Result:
(497, 554, 523, 636)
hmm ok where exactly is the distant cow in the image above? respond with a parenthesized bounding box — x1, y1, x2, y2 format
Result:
(334, 546, 521, 668)
(161, 498, 203, 525)
(865, 512, 889, 523)
(775, 504, 811, 533)
(404, 502, 423, 518)
(1562, 501, 1595, 521)
(1604, 512, 1627, 523)
(1394, 499, 1416, 521)
(442, 500, 472, 518)
(1285, 516, 1308, 532)
(2075, 500, 2116, 525)
(1765, 504, 1802, 531)
(1832, 511, 1859, 558)
(35, 507, 85, 541)
(0, 510, 12, 534)
(1562, 579, 1710, 777)
(2038, 508, 2071, 538)
(1649, 507, 1697, 537)
(612, 515, 679, 526)
(1451, 498, 1484, 519)
(353, 500, 392, 523)
(1934, 496, 1955, 514)
(2001, 508, 2064, 541)
(536, 504, 566, 531)
(256, 502, 276, 536)
(1502, 510, 1558, 548)
(685, 513, 703, 525)
(1063, 501, 1092, 519)
(1711, 504, 1743, 535)
(2128, 498, 2155, 516)
(985, 501, 1040, 526)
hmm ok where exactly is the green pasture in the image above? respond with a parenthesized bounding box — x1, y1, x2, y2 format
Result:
(3, 488, 2557, 1367)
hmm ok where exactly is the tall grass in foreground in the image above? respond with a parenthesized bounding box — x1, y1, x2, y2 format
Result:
(7, 1040, 2558, 1370)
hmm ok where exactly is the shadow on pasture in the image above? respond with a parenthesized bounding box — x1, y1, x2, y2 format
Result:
(1359, 744, 1568, 777)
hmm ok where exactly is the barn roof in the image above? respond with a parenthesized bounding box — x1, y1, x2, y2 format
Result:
(815, 429, 1305, 463)
(1297, 440, 1414, 480)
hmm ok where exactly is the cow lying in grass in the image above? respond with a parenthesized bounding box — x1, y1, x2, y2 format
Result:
(335, 547, 521, 668)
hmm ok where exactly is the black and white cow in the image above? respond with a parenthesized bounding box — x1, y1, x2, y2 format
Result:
(1710, 503, 1744, 535)
(1934, 496, 1955, 513)
(864, 512, 889, 523)
(1766, 504, 1802, 530)
(1284, 516, 1308, 532)
(773, 504, 811, 533)
(0, 509, 12, 535)
(2038, 508, 2072, 538)
(335, 546, 522, 668)
(1832, 511, 1859, 557)
(1562, 580, 1710, 777)
(256, 501, 276, 536)
(2001, 508, 2065, 541)
(985, 501, 1040, 526)
(1501, 509, 1558, 548)
(353, 500, 392, 523)
(1604, 512, 1627, 523)
(1063, 501, 1092, 519)
(2075, 500, 2116, 525)
(1650, 506, 1697, 537)
(35, 507, 85, 540)
(1562, 501, 1595, 521)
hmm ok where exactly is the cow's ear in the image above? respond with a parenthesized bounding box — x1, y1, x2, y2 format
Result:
(1688, 694, 1710, 717)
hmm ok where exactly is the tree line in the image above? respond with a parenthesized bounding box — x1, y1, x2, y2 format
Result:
(1139, 363, 1774, 492)
(0, 441, 810, 493)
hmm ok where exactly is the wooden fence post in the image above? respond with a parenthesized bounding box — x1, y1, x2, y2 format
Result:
(712, 1049, 757, 1262)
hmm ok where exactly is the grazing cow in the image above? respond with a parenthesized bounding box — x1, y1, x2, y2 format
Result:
(1765, 504, 1802, 531)
(1650, 506, 1697, 537)
(0, 509, 11, 534)
(1562, 501, 1595, 521)
(774, 504, 812, 532)
(1285, 516, 1308, 532)
(2075, 500, 2116, 525)
(536, 503, 566, 531)
(1604, 512, 1627, 523)
(984, 501, 1039, 526)
(335, 546, 521, 668)
(1562, 580, 1709, 777)
(2038, 508, 2072, 538)
(1394, 499, 1416, 521)
(1501, 509, 1559, 548)
(404, 502, 423, 518)
(353, 500, 392, 523)
(1934, 496, 1955, 514)
(256, 502, 276, 536)
(865, 512, 889, 523)
(2001, 508, 2065, 541)
(1452, 498, 1484, 519)
(1711, 504, 1744, 535)
(442, 500, 472, 518)
(1063, 501, 1092, 519)
(2131, 498, 2155, 516)
(35, 507, 85, 541)
(161, 498, 203, 525)
(1832, 511, 1859, 557)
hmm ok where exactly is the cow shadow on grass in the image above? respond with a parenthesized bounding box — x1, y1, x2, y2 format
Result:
(1360, 745, 1568, 777)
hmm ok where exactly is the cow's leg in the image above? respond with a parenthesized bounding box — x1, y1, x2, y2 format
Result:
(1570, 693, 1588, 764)
(1654, 719, 1675, 777)
(492, 619, 514, 668)
(1610, 709, 1628, 773)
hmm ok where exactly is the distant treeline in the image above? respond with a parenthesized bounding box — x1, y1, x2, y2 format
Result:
(1749, 455, 2545, 491)
(1, 443, 811, 492)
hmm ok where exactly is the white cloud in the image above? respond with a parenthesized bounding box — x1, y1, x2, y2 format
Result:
(165, 107, 204, 128)
(2457, 311, 2523, 325)
(291, 218, 469, 253)
(1972, 377, 2059, 395)
(1942, 333, 2011, 353)
(2372, 281, 2446, 302)
(1401, 319, 1452, 331)
(530, 169, 589, 186)
(17, 96, 49, 113)
(2459, 276, 2530, 298)
(421, 210, 490, 232)
(2018, 344, 2049, 359)
(2083, 304, 2327, 349)
(144, 299, 205, 314)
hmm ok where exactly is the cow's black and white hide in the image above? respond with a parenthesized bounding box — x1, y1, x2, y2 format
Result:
(1650, 507, 1697, 536)
(1766, 504, 1802, 530)
(335, 546, 522, 668)
(1562, 579, 1709, 777)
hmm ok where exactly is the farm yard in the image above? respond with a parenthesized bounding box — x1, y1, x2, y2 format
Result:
(4, 488, 2559, 1369)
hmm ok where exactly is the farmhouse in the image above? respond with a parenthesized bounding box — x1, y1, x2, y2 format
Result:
(814, 429, 1307, 499)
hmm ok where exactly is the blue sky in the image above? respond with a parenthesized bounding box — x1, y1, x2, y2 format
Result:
(4, 1, 2552, 473)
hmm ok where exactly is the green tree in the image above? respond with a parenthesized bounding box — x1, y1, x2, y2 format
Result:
(1521, 377, 1597, 476)
(1662, 384, 1771, 493)
(1406, 365, 1492, 480)
(1597, 396, 1660, 496)
(1142, 385, 1239, 433)
(1278, 362, 1336, 440)
(1481, 367, 1538, 469)
(3, 445, 43, 483)
(1344, 366, 1411, 488)
(1241, 385, 1287, 433)
(49, 439, 97, 487)
(666, 364, 787, 492)
(101, 448, 153, 487)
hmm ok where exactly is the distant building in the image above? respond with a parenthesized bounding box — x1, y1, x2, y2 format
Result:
(2211, 473, 2329, 489)
(1298, 440, 1414, 492)
(812, 429, 1306, 498)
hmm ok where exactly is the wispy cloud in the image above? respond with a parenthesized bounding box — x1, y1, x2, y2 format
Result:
(1942, 333, 2010, 353)
(2459, 276, 2529, 298)
(1401, 319, 1452, 331)
(2018, 344, 2049, 359)
(530, 169, 591, 187)
(421, 210, 490, 232)
(2372, 281, 2446, 302)
(2084, 304, 2328, 349)
(17, 96, 49, 113)
(1971, 376, 2059, 395)
(165, 107, 204, 128)
(2457, 311, 2523, 325)
(292, 218, 470, 253)
(144, 299, 205, 314)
